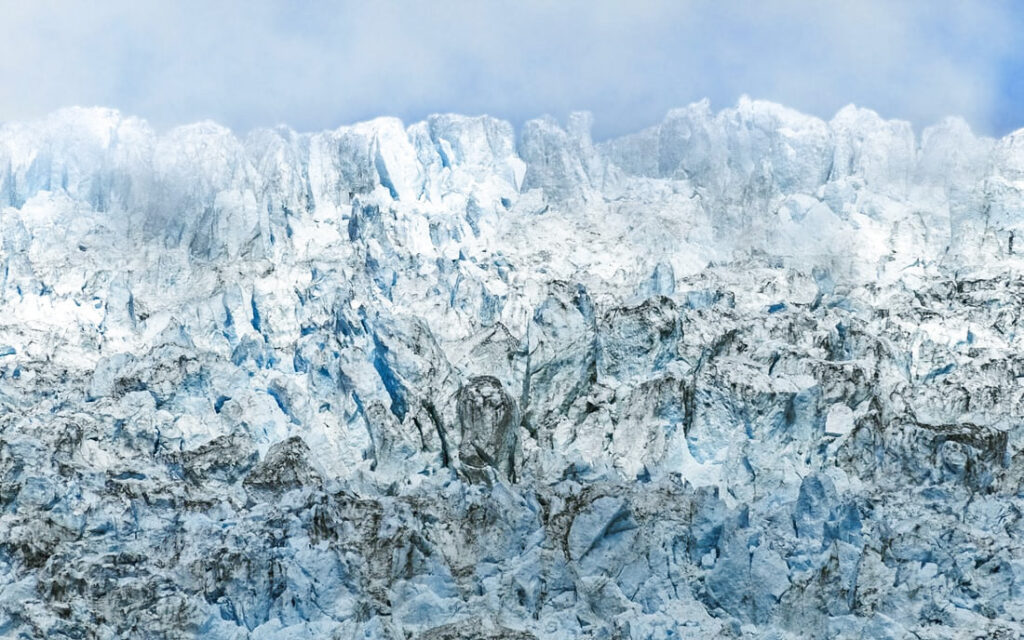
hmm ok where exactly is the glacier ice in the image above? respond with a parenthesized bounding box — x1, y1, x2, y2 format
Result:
(0, 98, 1023, 638)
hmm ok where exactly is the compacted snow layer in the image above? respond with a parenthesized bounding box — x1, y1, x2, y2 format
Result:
(0, 100, 1023, 638)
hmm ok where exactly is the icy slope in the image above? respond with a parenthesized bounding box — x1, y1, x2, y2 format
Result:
(0, 99, 1022, 639)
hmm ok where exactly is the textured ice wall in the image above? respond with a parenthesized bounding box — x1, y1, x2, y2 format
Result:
(0, 100, 1022, 639)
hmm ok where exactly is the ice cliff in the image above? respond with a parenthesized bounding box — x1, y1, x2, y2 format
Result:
(0, 97, 1022, 639)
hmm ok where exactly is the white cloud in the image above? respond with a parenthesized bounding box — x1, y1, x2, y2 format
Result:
(0, 0, 1019, 138)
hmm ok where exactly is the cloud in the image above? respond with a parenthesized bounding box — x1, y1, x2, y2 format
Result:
(0, 0, 1020, 138)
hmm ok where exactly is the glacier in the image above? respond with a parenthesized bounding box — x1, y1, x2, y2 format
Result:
(0, 97, 1022, 639)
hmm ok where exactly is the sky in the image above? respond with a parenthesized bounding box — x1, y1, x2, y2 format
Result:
(1, 0, 1022, 140)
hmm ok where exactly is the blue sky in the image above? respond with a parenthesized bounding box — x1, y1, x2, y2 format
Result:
(1, 0, 1021, 139)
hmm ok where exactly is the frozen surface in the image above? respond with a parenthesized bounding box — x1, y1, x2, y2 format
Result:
(0, 99, 1023, 638)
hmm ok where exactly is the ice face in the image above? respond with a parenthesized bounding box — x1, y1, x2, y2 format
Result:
(0, 100, 1023, 639)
